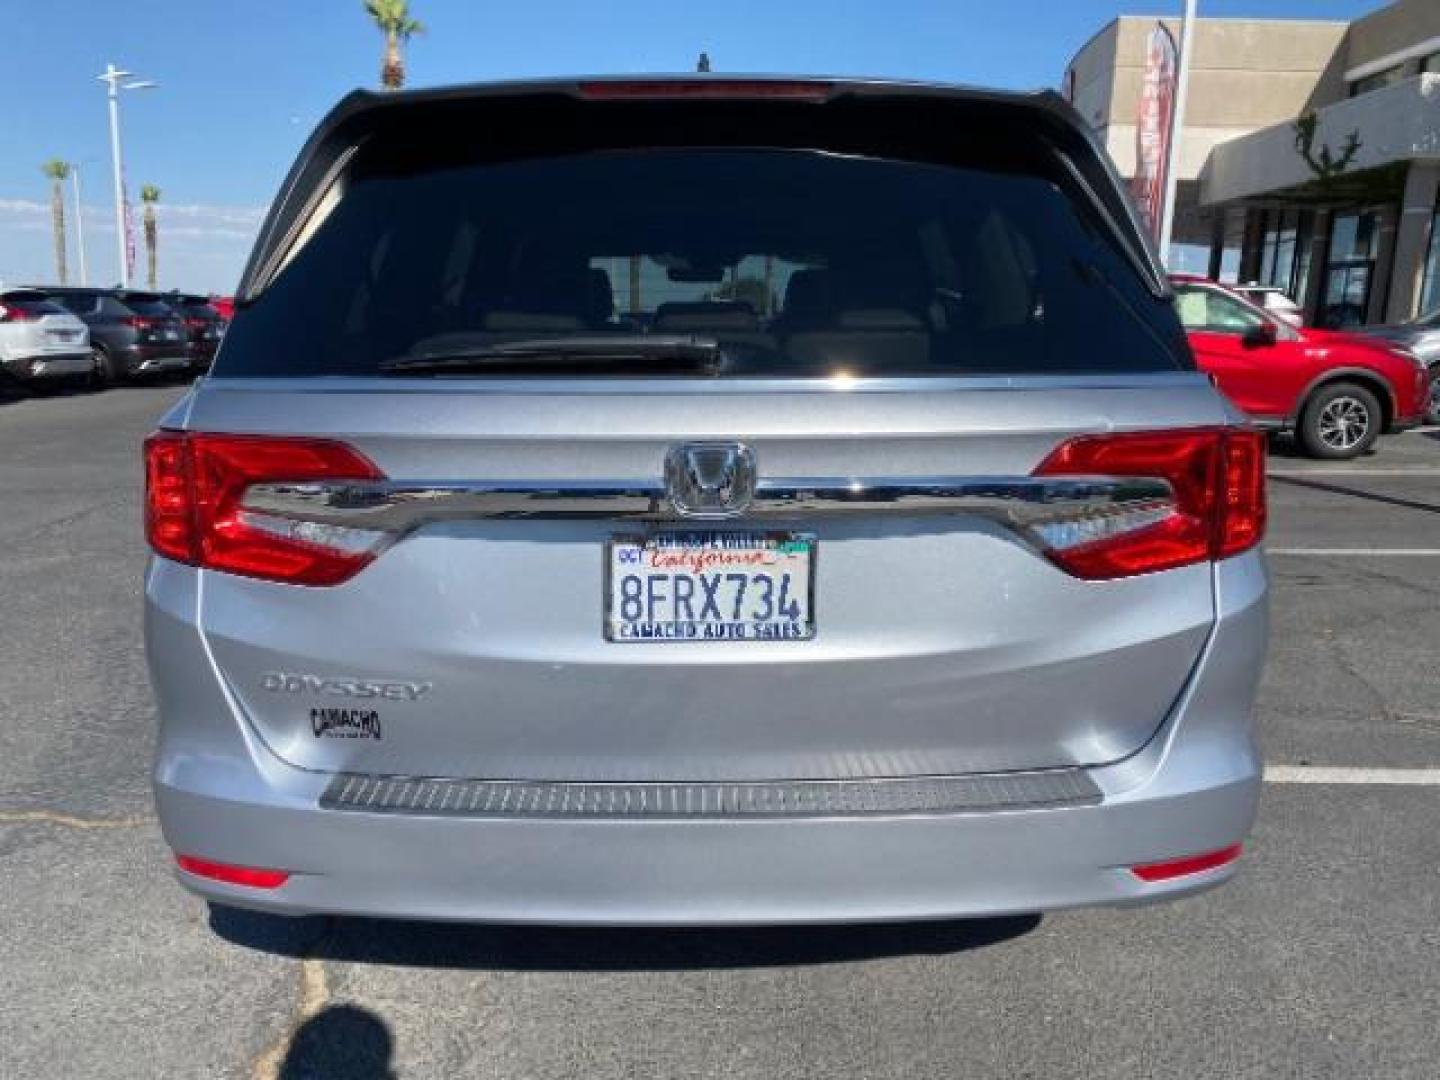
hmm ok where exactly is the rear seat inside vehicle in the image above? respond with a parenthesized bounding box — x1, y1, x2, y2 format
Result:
(776, 267, 933, 369)
(478, 259, 616, 336)
(651, 301, 776, 353)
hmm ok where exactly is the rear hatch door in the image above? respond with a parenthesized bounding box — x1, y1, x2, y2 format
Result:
(176, 81, 1227, 782)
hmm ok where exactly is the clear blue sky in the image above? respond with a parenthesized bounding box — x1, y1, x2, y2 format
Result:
(1, 0, 1383, 293)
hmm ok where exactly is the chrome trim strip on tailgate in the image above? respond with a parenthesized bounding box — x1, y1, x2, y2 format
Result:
(319, 768, 1103, 818)
(244, 476, 1173, 531)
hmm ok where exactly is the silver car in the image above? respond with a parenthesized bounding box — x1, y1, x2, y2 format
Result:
(0, 289, 91, 383)
(1356, 308, 1440, 423)
(145, 77, 1268, 924)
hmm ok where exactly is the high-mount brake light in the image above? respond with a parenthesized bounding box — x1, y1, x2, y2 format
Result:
(1032, 428, 1266, 580)
(143, 431, 385, 586)
(577, 79, 833, 101)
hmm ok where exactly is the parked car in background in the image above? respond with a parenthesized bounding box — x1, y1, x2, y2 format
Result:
(167, 293, 227, 372)
(1353, 308, 1440, 423)
(1172, 275, 1428, 459)
(147, 77, 1268, 925)
(46, 288, 192, 385)
(1231, 284, 1305, 329)
(0, 288, 91, 386)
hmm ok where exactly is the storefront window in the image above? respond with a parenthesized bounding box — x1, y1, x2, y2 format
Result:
(1259, 213, 1278, 286)
(1418, 202, 1440, 318)
(1255, 209, 1312, 301)
(1317, 210, 1380, 328)
(1293, 213, 1315, 306)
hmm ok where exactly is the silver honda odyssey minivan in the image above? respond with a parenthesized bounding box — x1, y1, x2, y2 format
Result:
(145, 77, 1267, 923)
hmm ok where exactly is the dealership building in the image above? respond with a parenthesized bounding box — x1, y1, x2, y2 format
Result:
(1066, 0, 1440, 327)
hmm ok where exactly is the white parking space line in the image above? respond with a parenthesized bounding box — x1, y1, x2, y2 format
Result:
(1266, 766, 1440, 785)
(1267, 548, 1440, 557)
(1268, 468, 1440, 477)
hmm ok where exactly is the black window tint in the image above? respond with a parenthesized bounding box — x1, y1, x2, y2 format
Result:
(0, 293, 64, 316)
(217, 148, 1187, 379)
(54, 294, 97, 316)
(122, 299, 175, 317)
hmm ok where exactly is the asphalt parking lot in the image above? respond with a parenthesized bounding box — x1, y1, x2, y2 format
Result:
(2, 383, 1437, 1079)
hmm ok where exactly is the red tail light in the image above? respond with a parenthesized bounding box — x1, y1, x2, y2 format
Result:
(0, 303, 42, 322)
(175, 853, 290, 889)
(1131, 842, 1243, 882)
(144, 431, 385, 586)
(124, 315, 158, 330)
(577, 79, 833, 101)
(183, 316, 206, 329)
(1033, 428, 1266, 579)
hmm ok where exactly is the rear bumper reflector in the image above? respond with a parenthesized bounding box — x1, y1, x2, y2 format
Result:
(319, 768, 1102, 819)
(1130, 842, 1242, 882)
(175, 853, 291, 889)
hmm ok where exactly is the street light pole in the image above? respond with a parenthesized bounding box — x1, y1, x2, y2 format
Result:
(71, 165, 88, 287)
(97, 63, 157, 289)
(1157, 0, 1197, 266)
(100, 64, 129, 287)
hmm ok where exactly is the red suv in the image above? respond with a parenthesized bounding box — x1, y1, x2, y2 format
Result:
(1172, 275, 1428, 459)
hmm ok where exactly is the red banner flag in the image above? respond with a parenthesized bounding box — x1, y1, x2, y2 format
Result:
(1133, 23, 1178, 240)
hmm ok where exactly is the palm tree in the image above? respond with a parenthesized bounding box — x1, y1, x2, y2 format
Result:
(364, 0, 424, 90)
(41, 159, 70, 285)
(141, 184, 161, 289)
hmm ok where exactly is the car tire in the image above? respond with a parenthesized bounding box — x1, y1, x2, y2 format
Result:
(1426, 369, 1440, 426)
(1297, 381, 1382, 460)
(89, 345, 118, 389)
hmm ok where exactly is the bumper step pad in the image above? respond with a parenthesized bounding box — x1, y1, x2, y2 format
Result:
(319, 768, 1101, 819)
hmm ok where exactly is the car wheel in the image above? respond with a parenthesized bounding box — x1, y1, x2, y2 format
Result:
(1298, 382, 1382, 460)
(89, 345, 118, 389)
(1427, 369, 1440, 425)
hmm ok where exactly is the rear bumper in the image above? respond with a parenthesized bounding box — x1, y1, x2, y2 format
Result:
(149, 553, 1267, 925)
(186, 340, 218, 370)
(1, 352, 91, 379)
(121, 344, 190, 376)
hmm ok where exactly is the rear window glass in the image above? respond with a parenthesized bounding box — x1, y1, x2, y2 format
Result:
(216, 148, 1186, 379)
(52, 293, 97, 316)
(120, 298, 176, 317)
(1, 293, 64, 316)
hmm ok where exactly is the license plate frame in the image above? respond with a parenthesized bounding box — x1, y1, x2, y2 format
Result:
(604, 531, 817, 643)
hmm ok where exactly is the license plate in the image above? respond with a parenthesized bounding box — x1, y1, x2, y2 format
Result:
(606, 532, 815, 643)
(48, 330, 78, 342)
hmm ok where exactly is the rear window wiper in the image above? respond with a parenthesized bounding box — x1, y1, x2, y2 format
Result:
(378, 335, 723, 376)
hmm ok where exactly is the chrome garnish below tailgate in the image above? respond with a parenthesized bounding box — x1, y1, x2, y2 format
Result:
(244, 475, 1173, 531)
(319, 768, 1103, 818)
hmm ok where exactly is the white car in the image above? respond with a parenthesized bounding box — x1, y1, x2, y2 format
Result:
(1232, 284, 1305, 328)
(0, 289, 92, 384)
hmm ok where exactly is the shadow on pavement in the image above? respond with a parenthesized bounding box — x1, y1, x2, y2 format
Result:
(1269, 472, 1440, 514)
(210, 904, 1040, 972)
(279, 1004, 395, 1080)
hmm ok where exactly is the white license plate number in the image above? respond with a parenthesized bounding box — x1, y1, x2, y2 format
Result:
(607, 532, 815, 643)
